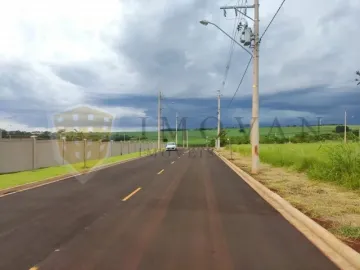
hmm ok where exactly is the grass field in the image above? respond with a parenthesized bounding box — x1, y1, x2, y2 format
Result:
(0, 150, 156, 190)
(125, 125, 360, 146)
(228, 142, 360, 189)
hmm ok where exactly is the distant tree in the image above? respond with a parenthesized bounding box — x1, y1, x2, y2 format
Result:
(356, 70, 360, 85)
(73, 129, 88, 140)
(140, 135, 148, 140)
(111, 133, 131, 141)
(335, 125, 350, 133)
(218, 129, 228, 147)
(57, 129, 66, 139)
(102, 134, 110, 142)
(0, 129, 8, 138)
(38, 131, 51, 140)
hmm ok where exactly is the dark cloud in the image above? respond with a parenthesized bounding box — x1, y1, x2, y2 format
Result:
(51, 65, 100, 88)
(87, 85, 360, 129)
(114, 0, 250, 97)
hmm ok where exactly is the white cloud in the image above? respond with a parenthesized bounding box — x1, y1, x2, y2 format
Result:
(102, 106, 147, 118)
(0, 0, 150, 130)
(255, 0, 360, 94)
(0, 0, 123, 63)
(0, 119, 36, 132)
(0, 59, 84, 108)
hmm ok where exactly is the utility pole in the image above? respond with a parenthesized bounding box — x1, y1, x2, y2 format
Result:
(217, 90, 221, 149)
(139, 135, 141, 156)
(186, 130, 189, 148)
(219, 1, 260, 174)
(318, 118, 322, 136)
(8, 124, 12, 140)
(251, 0, 260, 174)
(175, 112, 178, 145)
(344, 110, 347, 143)
(158, 91, 162, 149)
(182, 126, 185, 148)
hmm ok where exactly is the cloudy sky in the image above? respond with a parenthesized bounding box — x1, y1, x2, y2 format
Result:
(0, 0, 359, 132)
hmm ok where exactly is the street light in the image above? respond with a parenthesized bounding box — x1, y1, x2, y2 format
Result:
(171, 102, 178, 146)
(199, 20, 253, 57)
(8, 124, 12, 140)
(200, 17, 260, 174)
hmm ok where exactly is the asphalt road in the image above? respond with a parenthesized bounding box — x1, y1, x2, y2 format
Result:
(0, 149, 339, 270)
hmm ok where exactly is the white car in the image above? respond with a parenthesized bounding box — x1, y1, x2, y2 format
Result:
(165, 142, 177, 151)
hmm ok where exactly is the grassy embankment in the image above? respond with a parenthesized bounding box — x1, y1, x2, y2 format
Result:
(0, 150, 157, 190)
(221, 142, 360, 243)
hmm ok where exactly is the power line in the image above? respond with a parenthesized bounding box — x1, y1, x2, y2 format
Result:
(226, 0, 244, 70)
(227, 55, 253, 107)
(221, 0, 245, 91)
(260, 0, 286, 41)
(220, 0, 252, 108)
(161, 95, 178, 115)
(220, 20, 237, 91)
(227, 0, 286, 108)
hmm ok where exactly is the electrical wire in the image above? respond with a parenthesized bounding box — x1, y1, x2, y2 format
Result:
(161, 95, 183, 121)
(220, 0, 245, 92)
(161, 95, 174, 112)
(227, 55, 253, 108)
(222, 0, 252, 108)
(227, 0, 286, 107)
(260, 0, 286, 41)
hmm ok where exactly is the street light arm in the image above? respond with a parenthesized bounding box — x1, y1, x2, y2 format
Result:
(206, 22, 253, 57)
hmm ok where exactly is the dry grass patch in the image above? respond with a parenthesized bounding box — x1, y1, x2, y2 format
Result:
(218, 148, 360, 251)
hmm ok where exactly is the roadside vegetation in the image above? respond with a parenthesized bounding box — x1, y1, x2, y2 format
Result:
(215, 119, 360, 249)
(227, 142, 360, 190)
(210, 124, 359, 146)
(219, 139, 360, 250)
(2, 124, 360, 147)
(0, 150, 156, 190)
(218, 146, 360, 250)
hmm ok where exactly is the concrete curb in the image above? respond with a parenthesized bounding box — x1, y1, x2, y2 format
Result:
(0, 152, 157, 198)
(214, 151, 360, 270)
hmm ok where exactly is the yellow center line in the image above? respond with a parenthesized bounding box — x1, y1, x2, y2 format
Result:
(122, 187, 142, 202)
(29, 267, 39, 270)
(157, 169, 164, 174)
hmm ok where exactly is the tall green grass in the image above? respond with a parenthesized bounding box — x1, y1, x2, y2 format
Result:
(229, 143, 360, 189)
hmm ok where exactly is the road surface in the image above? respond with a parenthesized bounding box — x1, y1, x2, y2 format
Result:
(0, 149, 339, 270)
